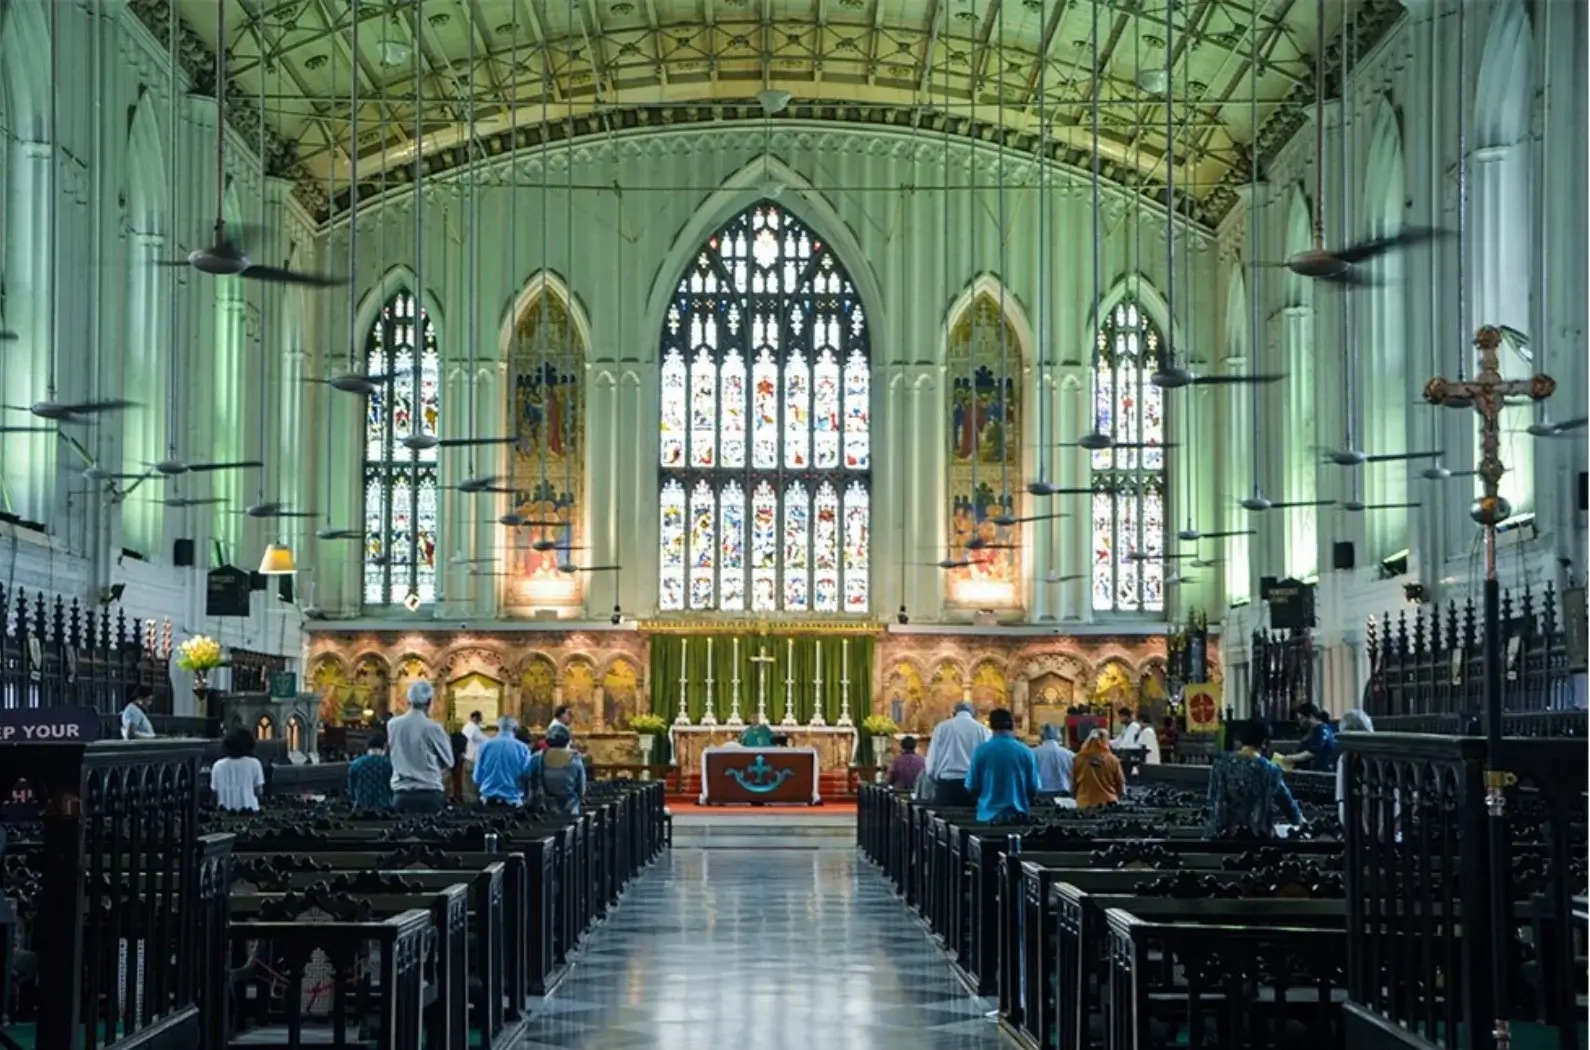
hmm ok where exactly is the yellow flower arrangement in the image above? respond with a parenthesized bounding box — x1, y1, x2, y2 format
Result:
(176, 635, 223, 673)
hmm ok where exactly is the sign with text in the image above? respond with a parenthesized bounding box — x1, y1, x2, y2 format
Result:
(269, 671, 299, 699)
(1265, 577, 1317, 631)
(0, 706, 101, 744)
(206, 565, 252, 618)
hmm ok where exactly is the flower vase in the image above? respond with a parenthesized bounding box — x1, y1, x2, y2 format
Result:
(193, 670, 210, 693)
(637, 734, 656, 780)
(872, 736, 893, 768)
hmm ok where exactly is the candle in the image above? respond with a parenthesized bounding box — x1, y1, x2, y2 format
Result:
(811, 639, 827, 726)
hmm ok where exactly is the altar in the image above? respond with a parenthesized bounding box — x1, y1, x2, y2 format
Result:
(699, 747, 820, 805)
(669, 725, 858, 773)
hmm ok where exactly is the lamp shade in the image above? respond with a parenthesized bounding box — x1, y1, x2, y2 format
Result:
(258, 543, 297, 575)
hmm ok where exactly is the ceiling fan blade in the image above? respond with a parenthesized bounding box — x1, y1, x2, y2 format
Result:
(1320, 267, 1379, 289)
(1361, 449, 1443, 463)
(160, 497, 227, 507)
(0, 331, 18, 341)
(0, 426, 56, 433)
(241, 264, 348, 288)
(1180, 529, 1256, 539)
(438, 436, 516, 448)
(1267, 499, 1338, 509)
(59, 400, 134, 415)
(1189, 374, 1286, 386)
(185, 459, 265, 472)
(1549, 417, 1586, 432)
(1334, 227, 1450, 265)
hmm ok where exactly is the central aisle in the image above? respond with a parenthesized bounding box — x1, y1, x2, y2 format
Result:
(518, 849, 1008, 1049)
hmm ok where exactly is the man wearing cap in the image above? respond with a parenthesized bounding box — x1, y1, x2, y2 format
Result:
(528, 722, 587, 815)
(386, 681, 456, 813)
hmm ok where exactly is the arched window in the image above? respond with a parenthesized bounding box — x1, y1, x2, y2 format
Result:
(658, 202, 871, 614)
(362, 290, 441, 607)
(1090, 298, 1166, 613)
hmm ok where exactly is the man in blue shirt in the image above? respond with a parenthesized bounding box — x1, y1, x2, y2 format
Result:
(964, 708, 1040, 823)
(1287, 703, 1340, 773)
(474, 716, 534, 806)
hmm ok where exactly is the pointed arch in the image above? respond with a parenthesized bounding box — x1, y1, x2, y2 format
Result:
(124, 91, 166, 235)
(212, 180, 248, 558)
(503, 271, 590, 609)
(360, 284, 442, 607)
(0, 1, 49, 144)
(1362, 98, 1411, 557)
(1474, 0, 1533, 149)
(1222, 268, 1252, 603)
(657, 199, 872, 614)
(352, 266, 447, 350)
(120, 92, 170, 557)
(1087, 281, 1168, 615)
(1086, 275, 1181, 351)
(643, 155, 885, 347)
(944, 276, 1028, 609)
(1281, 189, 1317, 578)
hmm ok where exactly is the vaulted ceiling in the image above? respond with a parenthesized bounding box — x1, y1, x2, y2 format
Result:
(148, 0, 1404, 223)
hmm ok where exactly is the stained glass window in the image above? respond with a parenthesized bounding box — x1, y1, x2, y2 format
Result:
(1090, 298, 1166, 614)
(658, 203, 871, 614)
(362, 289, 440, 607)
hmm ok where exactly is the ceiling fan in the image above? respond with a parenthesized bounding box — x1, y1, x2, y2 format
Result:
(1177, 524, 1255, 542)
(6, 399, 132, 422)
(1527, 417, 1586, 437)
(1341, 499, 1422, 512)
(159, 495, 227, 508)
(1043, 572, 1085, 584)
(964, 539, 1019, 552)
(1420, 462, 1488, 481)
(497, 511, 567, 528)
(1240, 490, 1336, 513)
(1266, 0, 1448, 288)
(557, 562, 622, 574)
(152, 4, 341, 288)
(1319, 447, 1444, 466)
(305, 371, 393, 396)
(149, 456, 263, 476)
(450, 474, 514, 494)
(400, 433, 514, 452)
(1025, 482, 1096, 496)
(1151, 365, 1284, 389)
(315, 526, 366, 540)
(530, 539, 585, 553)
(990, 511, 1070, 526)
(240, 501, 316, 519)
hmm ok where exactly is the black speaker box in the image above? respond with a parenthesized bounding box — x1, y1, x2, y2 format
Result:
(1332, 541, 1355, 571)
(1579, 471, 1587, 512)
(173, 538, 195, 567)
(249, 571, 267, 591)
(1260, 576, 1277, 599)
(278, 575, 294, 603)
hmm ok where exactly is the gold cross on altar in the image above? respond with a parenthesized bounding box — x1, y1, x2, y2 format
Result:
(749, 647, 775, 667)
(1423, 326, 1555, 533)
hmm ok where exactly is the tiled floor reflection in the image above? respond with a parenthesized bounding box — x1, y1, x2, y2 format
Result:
(517, 849, 1006, 1049)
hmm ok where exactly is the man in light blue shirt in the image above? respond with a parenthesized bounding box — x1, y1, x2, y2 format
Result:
(474, 716, 533, 806)
(121, 689, 155, 740)
(1032, 723, 1074, 794)
(964, 708, 1040, 824)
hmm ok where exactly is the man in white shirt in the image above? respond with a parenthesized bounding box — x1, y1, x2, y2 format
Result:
(461, 710, 487, 798)
(921, 702, 991, 806)
(1132, 709, 1161, 765)
(387, 681, 456, 813)
(1110, 706, 1141, 751)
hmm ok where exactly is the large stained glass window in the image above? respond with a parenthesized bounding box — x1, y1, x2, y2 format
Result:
(946, 293, 1023, 608)
(362, 290, 440, 607)
(658, 202, 871, 614)
(509, 290, 585, 608)
(1090, 299, 1166, 614)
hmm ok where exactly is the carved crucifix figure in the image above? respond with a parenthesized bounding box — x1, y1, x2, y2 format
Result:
(1423, 325, 1555, 543)
(749, 646, 775, 726)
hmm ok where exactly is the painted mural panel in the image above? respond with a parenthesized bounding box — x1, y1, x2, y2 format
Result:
(510, 292, 585, 608)
(602, 658, 640, 730)
(947, 293, 1022, 608)
(881, 660, 927, 734)
(924, 661, 966, 730)
(562, 658, 598, 731)
(519, 654, 558, 729)
(969, 660, 1009, 713)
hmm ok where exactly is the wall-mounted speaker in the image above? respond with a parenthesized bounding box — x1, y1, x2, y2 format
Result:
(1332, 541, 1355, 572)
(173, 538, 195, 567)
(277, 575, 294, 603)
(1579, 471, 1587, 512)
(249, 571, 267, 592)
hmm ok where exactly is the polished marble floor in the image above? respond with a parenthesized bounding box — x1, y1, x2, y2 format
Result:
(518, 849, 1008, 1049)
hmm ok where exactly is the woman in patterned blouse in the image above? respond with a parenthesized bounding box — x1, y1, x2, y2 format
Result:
(1205, 718, 1304, 839)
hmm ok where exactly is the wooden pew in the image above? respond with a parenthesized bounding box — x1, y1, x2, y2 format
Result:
(228, 886, 469, 1050)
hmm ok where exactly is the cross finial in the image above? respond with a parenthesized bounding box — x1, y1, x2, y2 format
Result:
(1423, 326, 1555, 528)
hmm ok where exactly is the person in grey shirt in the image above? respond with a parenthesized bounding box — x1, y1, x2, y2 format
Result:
(386, 681, 455, 813)
(1032, 723, 1075, 795)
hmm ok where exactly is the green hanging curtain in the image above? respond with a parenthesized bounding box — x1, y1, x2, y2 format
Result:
(647, 632, 875, 728)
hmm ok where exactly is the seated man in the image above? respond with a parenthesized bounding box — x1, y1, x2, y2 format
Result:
(529, 722, 588, 815)
(1282, 703, 1340, 773)
(474, 716, 534, 806)
(963, 708, 1040, 824)
(885, 735, 925, 791)
(1206, 718, 1304, 839)
(346, 731, 395, 810)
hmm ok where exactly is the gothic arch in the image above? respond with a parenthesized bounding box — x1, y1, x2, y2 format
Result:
(502, 272, 591, 608)
(351, 266, 448, 352)
(1474, 0, 1534, 149)
(124, 91, 166, 236)
(0, 1, 49, 143)
(944, 276, 1030, 610)
(1283, 191, 1314, 309)
(1361, 98, 1411, 555)
(1087, 275, 1180, 350)
(642, 154, 886, 346)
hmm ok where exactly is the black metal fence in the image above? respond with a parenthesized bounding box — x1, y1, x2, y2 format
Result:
(1364, 586, 1575, 720)
(1249, 629, 1314, 729)
(0, 585, 174, 716)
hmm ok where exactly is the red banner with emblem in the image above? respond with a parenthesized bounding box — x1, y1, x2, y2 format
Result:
(1184, 683, 1222, 734)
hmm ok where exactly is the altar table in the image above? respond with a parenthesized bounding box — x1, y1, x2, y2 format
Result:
(699, 747, 821, 805)
(670, 725, 857, 774)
